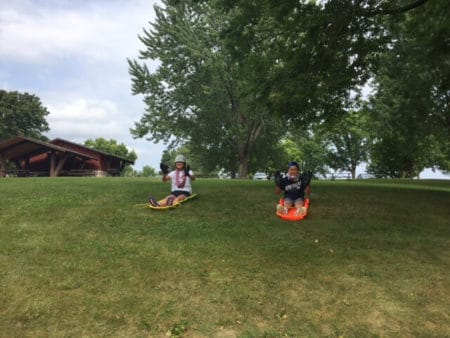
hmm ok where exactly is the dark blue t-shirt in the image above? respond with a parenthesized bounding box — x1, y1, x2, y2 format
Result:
(279, 175, 307, 200)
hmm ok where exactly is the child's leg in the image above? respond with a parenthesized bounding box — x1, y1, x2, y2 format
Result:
(173, 195, 185, 204)
(277, 197, 293, 214)
(277, 203, 288, 214)
(294, 198, 306, 215)
(173, 193, 189, 204)
(294, 198, 304, 208)
(161, 194, 176, 206)
(284, 197, 294, 208)
(149, 196, 160, 207)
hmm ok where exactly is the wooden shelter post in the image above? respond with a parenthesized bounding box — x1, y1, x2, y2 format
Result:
(49, 151, 69, 177)
(54, 153, 69, 176)
(50, 152, 56, 177)
(0, 154, 6, 177)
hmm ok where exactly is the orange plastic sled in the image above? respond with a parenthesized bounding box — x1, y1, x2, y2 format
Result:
(276, 198, 310, 221)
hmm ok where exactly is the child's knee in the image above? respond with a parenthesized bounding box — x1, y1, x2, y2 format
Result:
(175, 195, 186, 203)
(284, 199, 294, 208)
(294, 198, 304, 208)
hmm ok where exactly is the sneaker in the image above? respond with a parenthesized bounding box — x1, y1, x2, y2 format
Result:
(277, 204, 288, 215)
(166, 197, 174, 206)
(149, 197, 160, 207)
(295, 206, 307, 216)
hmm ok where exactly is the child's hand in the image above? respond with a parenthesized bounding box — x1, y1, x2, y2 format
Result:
(301, 171, 313, 186)
(160, 162, 169, 175)
(274, 171, 283, 187)
(184, 165, 190, 177)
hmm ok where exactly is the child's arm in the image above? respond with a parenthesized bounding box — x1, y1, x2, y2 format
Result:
(305, 185, 311, 195)
(185, 165, 195, 181)
(274, 171, 283, 195)
(160, 162, 171, 182)
(275, 186, 282, 195)
(189, 172, 196, 181)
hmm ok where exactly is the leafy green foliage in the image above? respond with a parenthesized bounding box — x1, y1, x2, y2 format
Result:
(366, 0, 449, 176)
(141, 165, 157, 177)
(275, 131, 329, 178)
(128, 0, 284, 178)
(84, 138, 137, 164)
(0, 89, 50, 141)
(219, 0, 388, 123)
(220, 0, 446, 176)
(122, 165, 157, 177)
(168, 320, 188, 337)
(129, 0, 447, 178)
(322, 111, 370, 179)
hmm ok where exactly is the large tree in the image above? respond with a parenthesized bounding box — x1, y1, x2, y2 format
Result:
(322, 110, 370, 179)
(129, 0, 283, 178)
(129, 0, 442, 178)
(219, 0, 442, 176)
(366, 0, 449, 176)
(0, 90, 50, 141)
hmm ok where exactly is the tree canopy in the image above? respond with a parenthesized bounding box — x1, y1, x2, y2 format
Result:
(129, 0, 286, 178)
(218, 0, 390, 121)
(84, 138, 137, 169)
(366, 0, 449, 176)
(322, 110, 370, 179)
(0, 90, 50, 141)
(129, 0, 448, 178)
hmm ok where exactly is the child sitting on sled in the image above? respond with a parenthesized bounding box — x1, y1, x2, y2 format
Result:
(149, 154, 195, 207)
(275, 161, 311, 216)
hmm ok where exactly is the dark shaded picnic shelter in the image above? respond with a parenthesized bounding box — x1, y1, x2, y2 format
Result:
(0, 136, 95, 177)
(0, 136, 135, 177)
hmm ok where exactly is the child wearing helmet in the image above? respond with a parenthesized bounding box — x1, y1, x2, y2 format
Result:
(274, 161, 311, 216)
(149, 154, 195, 207)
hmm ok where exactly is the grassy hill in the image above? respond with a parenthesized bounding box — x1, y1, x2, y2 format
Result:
(1, 178, 449, 337)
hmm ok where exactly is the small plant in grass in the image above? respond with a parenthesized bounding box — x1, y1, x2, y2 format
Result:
(167, 320, 188, 337)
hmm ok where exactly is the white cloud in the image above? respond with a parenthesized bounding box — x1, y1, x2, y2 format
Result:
(43, 97, 166, 170)
(46, 98, 133, 140)
(0, 0, 158, 63)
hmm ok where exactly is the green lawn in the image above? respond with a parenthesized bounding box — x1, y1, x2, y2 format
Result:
(1, 178, 449, 337)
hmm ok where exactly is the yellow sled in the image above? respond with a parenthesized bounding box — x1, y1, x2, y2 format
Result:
(148, 193, 198, 210)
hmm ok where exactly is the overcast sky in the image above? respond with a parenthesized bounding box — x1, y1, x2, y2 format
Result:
(0, 0, 163, 170)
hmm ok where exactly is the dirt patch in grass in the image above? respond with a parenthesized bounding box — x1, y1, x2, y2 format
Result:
(214, 328, 238, 337)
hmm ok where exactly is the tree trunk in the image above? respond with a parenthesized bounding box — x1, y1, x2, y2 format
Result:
(237, 154, 249, 179)
(235, 120, 264, 178)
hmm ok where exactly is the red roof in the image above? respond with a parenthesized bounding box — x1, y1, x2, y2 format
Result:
(0, 136, 94, 161)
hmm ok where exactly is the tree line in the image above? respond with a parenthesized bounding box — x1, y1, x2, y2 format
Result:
(128, 0, 449, 178)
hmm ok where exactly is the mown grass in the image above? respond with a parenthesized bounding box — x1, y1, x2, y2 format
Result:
(0, 178, 449, 337)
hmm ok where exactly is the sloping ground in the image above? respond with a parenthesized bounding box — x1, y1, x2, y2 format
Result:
(0, 178, 449, 336)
